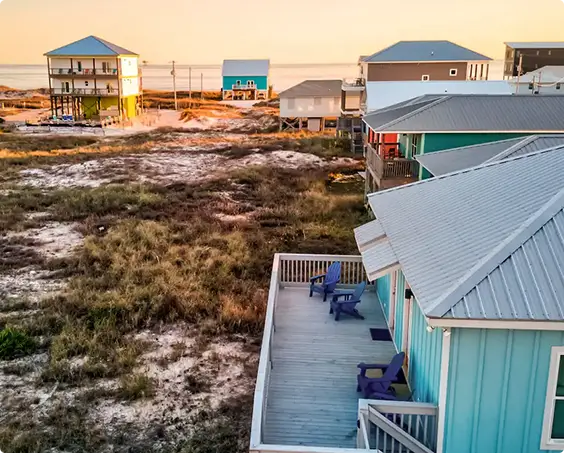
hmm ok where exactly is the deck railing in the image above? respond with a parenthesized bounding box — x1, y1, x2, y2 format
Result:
(50, 68, 118, 75)
(359, 400, 438, 453)
(50, 88, 118, 96)
(250, 253, 374, 453)
(366, 144, 419, 181)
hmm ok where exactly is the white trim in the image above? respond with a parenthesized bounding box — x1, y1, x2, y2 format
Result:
(365, 60, 492, 64)
(367, 263, 401, 282)
(436, 329, 452, 453)
(421, 75, 430, 81)
(250, 444, 370, 453)
(389, 271, 397, 331)
(541, 346, 564, 449)
(403, 293, 412, 361)
(427, 316, 564, 331)
(449, 68, 458, 77)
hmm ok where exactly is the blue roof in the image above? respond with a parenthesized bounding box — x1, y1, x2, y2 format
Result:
(45, 36, 138, 57)
(363, 40, 492, 63)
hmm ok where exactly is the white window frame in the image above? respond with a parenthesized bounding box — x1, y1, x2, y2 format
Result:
(449, 68, 458, 77)
(541, 346, 564, 449)
(422, 75, 430, 81)
(248, 80, 255, 87)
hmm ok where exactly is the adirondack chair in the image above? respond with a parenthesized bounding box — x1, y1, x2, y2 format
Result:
(309, 262, 341, 301)
(329, 281, 367, 321)
(357, 352, 405, 400)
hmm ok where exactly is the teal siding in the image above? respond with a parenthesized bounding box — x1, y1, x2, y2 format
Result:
(408, 301, 442, 404)
(393, 272, 406, 350)
(223, 75, 268, 91)
(419, 133, 528, 179)
(377, 275, 391, 321)
(444, 329, 564, 453)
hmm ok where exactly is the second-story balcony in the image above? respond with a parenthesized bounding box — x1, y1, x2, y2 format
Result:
(50, 88, 119, 97)
(232, 83, 257, 90)
(342, 78, 366, 92)
(366, 143, 420, 189)
(50, 68, 119, 76)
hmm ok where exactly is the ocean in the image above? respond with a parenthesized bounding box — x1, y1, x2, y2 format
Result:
(0, 61, 506, 92)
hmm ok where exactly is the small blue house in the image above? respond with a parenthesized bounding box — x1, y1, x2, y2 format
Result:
(356, 145, 564, 452)
(222, 59, 270, 101)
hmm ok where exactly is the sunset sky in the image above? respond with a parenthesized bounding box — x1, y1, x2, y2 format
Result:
(0, 0, 563, 64)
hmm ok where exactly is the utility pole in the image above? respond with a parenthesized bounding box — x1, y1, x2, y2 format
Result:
(189, 66, 192, 103)
(201, 73, 204, 100)
(171, 60, 178, 110)
(515, 54, 523, 94)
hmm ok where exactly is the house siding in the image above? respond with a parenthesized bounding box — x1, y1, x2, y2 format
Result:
(443, 329, 564, 453)
(408, 300, 442, 404)
(222, 75, 268, 91)
(366, 62, 468, 82)
(393, 272, 406, 350)
(377, 274, 391, 321)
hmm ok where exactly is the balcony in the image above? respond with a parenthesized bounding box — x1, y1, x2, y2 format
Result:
(232, 84, 257, 90)
(250, 253, 437, 453)
(50, 88, 118, 97)
(366, 144, 419, 189)
(342, 78, 366, 92)
(50, 68, 118, 76)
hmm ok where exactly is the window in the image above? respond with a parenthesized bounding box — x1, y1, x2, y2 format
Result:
(77, 61, 82, 72)
(102, 62, 109, 73)
(85, 81, 89, 87)
(449, 68, 458, 77)
(557, 83, 561, 90)
(314, 97, 322, 106)
(236, 80, 241, 85)
(410, 134, 421, 157)
(549, 50, 553, 56)
(247, 80, 255, 87)
(422, 75, 430, 81)
(288, 98, 295, 109)
(542, 347, 564, 448)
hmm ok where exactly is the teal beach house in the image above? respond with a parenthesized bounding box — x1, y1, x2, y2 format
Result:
(222, 59, 270, 101)
(358, 145, 564, 453)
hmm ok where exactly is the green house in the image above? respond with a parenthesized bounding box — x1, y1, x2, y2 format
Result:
(362, 94, 564, 193)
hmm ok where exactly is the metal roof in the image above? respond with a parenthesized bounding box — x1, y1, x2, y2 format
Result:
(360, 146, 564, 321)
(45, 36, 138, 56)
(365, 81, 513, 112)
(278, 80, 342, 98)
(363, 95, 564, 133)
(363, 40, 492, 63)
(222, 59, 270, 77)
(416, 135, 564, 176)
(415, 137, 526, 176)
(505, 42, 564, 49)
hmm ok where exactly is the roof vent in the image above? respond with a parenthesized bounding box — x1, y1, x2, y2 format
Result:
(431, 51, 434, 55)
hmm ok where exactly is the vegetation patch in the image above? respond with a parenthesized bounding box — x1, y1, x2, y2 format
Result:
(0, 327, 36, 360)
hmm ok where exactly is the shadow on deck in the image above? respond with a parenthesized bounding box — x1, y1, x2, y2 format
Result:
(263, 287, 397, 448)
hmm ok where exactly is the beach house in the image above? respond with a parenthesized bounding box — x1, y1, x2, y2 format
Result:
(503, 42, 564, 79)
(278, 80, 341, 132)
(340, 41, 492, 154)
(510, 66, 564, 94)
(45, 35, 140, 121)
(362, 94, 564, 193)
(249, 145, 564, 453)
(222, 59, 270, 101)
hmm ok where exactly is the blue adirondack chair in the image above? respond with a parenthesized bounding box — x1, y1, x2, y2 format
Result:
(329, 281, 367, 321)
(356, 352, 405, 400)
(309, 262, 341, 301)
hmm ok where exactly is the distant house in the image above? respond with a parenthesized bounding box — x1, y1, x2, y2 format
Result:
(362, 94, 564, 193)
(510, 66, 564, 94)
(504, 42, 564, 79)
(45, 35, 140, 121)
(222, 59, 270, 101)
(417, 134, 564, 177)
(278, 80, 341, 132)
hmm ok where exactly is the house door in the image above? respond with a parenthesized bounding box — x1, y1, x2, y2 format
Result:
(64, 82, 70, 93)
(308, 118, 321, 132)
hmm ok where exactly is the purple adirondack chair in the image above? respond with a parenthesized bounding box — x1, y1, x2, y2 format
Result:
(329, 281, 367, 321)
(309, 262, 341, 302)
(357, 352, 405, 400)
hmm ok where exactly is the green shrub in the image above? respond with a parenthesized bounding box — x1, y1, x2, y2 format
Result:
(0, 327, 36, 360)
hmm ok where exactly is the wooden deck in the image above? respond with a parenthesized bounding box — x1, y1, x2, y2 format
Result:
(263, 287, 397, 448)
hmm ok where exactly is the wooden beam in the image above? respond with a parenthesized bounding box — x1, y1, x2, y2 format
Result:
(116, 57, 123, 119)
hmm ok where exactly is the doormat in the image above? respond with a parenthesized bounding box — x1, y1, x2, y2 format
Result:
(370, 328, 392, 342)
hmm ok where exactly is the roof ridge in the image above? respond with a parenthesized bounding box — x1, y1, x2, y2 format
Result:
(483, 135, 537, 163)
(372, 96, 450, 130)
(368, 145, 564, 199)
(426, 187, 564, 318)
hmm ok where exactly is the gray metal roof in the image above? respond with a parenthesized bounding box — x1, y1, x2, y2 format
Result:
(417, 135, 564, 176)
(363, 95, 564, 133)
(362, 98, 440, 130)
(363, 40, 492, 63)
(515, 66, 564, 84)
(505, 42, 564, 49)
(222, 59, 270, 77)
(278, 80, 342, 98)
(362, 146, 564, 321)
(45, 36, 137, 56)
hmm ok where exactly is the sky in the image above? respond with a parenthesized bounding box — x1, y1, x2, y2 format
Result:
(1, 0, 564, 64)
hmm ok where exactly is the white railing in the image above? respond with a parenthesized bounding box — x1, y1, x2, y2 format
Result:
(359, 400, 437, 453)
(250, 253, 374, 453)
(233, 84, 256, 90)
(357, 412, 371, 450)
